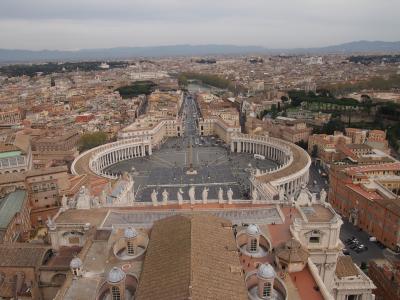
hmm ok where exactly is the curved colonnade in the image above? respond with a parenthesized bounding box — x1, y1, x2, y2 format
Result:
(71, 136, 152, 179)
(72, 132, 310, 203)
(230, 133, 311, 201)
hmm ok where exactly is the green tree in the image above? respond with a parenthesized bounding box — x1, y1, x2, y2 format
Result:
(311, 145, 318, 158)
(178, 74, 188, 88)
(296, 140, 308, 150)
(115, 81, 156, 98)
(271, 104, 278, 119)
(322, 119, 345, 135)
(78, 131, 108, 152)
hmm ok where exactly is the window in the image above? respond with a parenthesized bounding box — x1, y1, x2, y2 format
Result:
(346, 295, 361, 300)
(111, 286, 121, 300)
(309, 236, 320, 243)
(127, 241, 134, 255)
(263, 282, 272, 297)
(250, 238, 257, 252)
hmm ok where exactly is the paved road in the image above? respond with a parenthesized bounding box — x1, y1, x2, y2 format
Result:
(339, 219, 386, 265)
(307, 160, 328, 194)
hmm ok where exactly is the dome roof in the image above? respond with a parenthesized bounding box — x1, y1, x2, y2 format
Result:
(107, 267, 126, 283)
(257, 263, 276, 280)
(70, 257, 82, 269)
(124, 227, 138, 239)
(246, 224, 260, 236)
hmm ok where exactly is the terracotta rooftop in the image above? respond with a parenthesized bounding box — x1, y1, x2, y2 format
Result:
(55, 208, 108, 227)
(335, 256, 359, 279)
(275, 238, 309, 264)
(289, 266, 324, 300)
(135, 214, 248, 300)
(268, 206, 300, 247)
(0, 243, 51, 267)
(0, 143, 19, 153)
(257, 143, 310, 183)
(346, 162, 400, 176)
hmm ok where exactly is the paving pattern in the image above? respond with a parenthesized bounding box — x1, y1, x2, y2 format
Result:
(104, 95, 278, 202)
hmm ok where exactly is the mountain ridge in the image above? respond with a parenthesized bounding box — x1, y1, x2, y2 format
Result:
(1, 41, 400, 64)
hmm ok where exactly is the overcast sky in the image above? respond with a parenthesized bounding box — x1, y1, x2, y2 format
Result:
(0, 0, 399, 50)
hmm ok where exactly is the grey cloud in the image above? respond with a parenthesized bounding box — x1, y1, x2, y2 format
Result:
(0, 0, 399, 50)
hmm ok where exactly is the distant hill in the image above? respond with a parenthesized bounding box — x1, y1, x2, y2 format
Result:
(291, 40, 400, 54)
(1, 41, 400, 64)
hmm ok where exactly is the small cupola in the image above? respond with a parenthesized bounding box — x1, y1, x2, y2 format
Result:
(70, 257, 83, 277)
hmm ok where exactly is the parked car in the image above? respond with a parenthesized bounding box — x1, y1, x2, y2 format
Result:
(350, 243, 360, 250)
(355, 245, 368, 253)
(347, 239, 359, 246)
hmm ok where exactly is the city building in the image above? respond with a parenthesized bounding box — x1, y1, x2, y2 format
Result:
(309, 129, 393, 168)
(0, 189, 31, 243)
(0, 243, 72, 300)
(0, 108, 25, 125)
(329, 163, 400, 250)
(246, 116, 312, 144)
(0, 133, 32, 175)
(46, 188, 375, 300)
(368, 258, 400, 300)
(30, 129, 80, 168)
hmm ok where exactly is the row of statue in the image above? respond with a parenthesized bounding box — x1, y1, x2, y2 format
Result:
(150, 186, 234, 205)
(250, 186, 327, 204)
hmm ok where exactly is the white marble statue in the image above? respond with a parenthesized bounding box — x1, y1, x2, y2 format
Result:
(311, 193, 317, 203)
(46, 216, 56, 229)
(177, 188, 184, 205)
(296, 188, 312, 206)
(227, 188, 233, 204)
(162, 189, 169, 205)
(279, 188, 285, 202)
(202, 187, 209, 204)
(218, 187, 224, 204)
(188, 186, 196, 204)
(100, 190, 107, 206)
(92, 196, 100, 208)
(320, 188, 327, 202)
(252, 188, 258, 203)
(61, 194, 68, 210)
(76, 186, 91, 209)
(151, 189, 158, 206)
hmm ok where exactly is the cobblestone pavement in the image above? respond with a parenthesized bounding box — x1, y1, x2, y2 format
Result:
(105, 95, 278, 201)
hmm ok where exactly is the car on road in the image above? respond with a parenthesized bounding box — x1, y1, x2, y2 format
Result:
(345, 237, 356, 244)
(355, 244, 368, 253)
(350, 242, 360, 249)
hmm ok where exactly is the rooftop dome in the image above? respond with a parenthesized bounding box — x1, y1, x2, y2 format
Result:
(246, 224, 260, 236)
(107, 267, 126, 283)
(124, 227, 138, 239)
(257, 263, 276, 280)
(70, 257, 82, 269)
